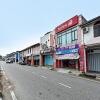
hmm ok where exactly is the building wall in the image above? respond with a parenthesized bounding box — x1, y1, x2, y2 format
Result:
(40, 32, 50, 49)
(55, 15, 85, 48)
(40, 31, 55, 49)
(22, 48, 32, 57)
(83, 24, 100, 45)
(84, 25, 94, 44)
(50, 30, 56, 48)
(32, 46, 40, 55)
(82, 19, 100, 72)
(56, 26, 78, 48)
(40, 31, 55, 66)
(54, 15, 87, 72)
(23, 50, 28, 57)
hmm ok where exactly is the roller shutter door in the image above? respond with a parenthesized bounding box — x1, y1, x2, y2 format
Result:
(88, 53, 100, 72)
(44, 55, 54, 66)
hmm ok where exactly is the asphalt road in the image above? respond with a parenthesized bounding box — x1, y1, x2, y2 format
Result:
(1, 61, 100, 100)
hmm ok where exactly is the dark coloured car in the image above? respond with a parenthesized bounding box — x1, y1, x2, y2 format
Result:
(19, 61, 26, 65)
(6, 60, 13, 63)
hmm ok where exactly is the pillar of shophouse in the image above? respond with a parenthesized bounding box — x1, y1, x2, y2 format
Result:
(86, 51, 88, 72)
(76, 62, 78, 70)
(56, 59, 61, 68)
(31, 56, 34, 66)
(58, 60, 61, 68)
(53, 53, 56, 69)
(79, 45, 87, 73)
(40, 54, 43, 66)
(75, 60, 78, 70)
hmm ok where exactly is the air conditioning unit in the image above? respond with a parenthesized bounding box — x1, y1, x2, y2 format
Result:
(83, 27, 89, 33)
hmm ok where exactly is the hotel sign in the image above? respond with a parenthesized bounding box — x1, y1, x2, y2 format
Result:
(55, 15, 78, 33)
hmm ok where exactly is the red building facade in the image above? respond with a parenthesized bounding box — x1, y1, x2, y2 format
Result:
(54, 15, 86, 72)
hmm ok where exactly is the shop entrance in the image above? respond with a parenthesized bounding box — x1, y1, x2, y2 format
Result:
(34, 59, 39, 66)
(61, 59, 78, 69)
(34, 55, 40, 66)
(88, 49, 100, 72)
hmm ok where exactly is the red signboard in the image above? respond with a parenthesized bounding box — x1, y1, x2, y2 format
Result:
(55, 15, 79, 33)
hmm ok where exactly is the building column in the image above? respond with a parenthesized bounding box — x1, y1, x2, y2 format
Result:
(84, 48, 87, 72)
(79, 45, 87, 73)
(57, 60, 61, 68)
(31, 56, 34, 66)
(75, 60, 78, 70)
(60, 60, 63, 68)
(86, 50, 88, 72)
(53, 53, 56, 69)
(40, 54, 43, 66)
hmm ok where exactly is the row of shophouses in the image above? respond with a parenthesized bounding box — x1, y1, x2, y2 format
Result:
(15, 15, 100, 73)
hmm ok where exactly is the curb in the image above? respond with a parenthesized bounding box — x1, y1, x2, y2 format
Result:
(0, 66, 17, 100)
(54, 68, 100, 82)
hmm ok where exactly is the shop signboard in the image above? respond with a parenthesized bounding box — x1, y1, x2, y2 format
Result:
(56, 44, 79, 55)
(56, 53, 79, 60)
(55, 15, 78, 33)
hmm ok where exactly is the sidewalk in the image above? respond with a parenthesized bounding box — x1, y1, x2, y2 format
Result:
(26, 64, 100, 82)
(0, 66, 16, 100)
(85, 72, 100, 80)
(39, 65, 82, 76)
(56, 68, 81, 76)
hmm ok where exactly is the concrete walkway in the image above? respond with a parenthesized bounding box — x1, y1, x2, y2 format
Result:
(56, 68, 81, 76)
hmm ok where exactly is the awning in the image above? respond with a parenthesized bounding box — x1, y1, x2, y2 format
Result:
(56, 53, 79, 60)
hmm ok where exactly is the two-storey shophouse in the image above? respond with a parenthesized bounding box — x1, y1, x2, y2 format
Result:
(55, 15, 87, 72)
(81, 16, 100, 73)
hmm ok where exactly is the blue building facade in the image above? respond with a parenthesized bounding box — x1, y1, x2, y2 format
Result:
(15, 51, 23, 63)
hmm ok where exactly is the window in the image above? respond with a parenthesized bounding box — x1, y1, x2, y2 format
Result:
(71, 27, 78, 41)
(94, 21, 100, 37)
(62, 33, 66, 46)
(71, 31, 75, 41)
(74, 30, 78, 40)
(67, 32, 71, 44)
(30, 48, 31, 53)
(28, 49, 29, 54)
(57, 34, 62, 46)
(57, 27, 78, 46)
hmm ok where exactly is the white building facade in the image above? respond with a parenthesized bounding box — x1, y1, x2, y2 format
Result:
(40, 31, 55, 67)
(81, 16, 100, 72)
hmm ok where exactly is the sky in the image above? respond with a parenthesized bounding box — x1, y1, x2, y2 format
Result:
(0, 0, 100, 56)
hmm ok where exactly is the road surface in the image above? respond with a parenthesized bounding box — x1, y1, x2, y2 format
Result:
(1, 61, 100, 100)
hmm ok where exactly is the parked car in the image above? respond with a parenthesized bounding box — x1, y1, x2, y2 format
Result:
(6, 60, 13, 63)
(19, 61, 26, 65)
